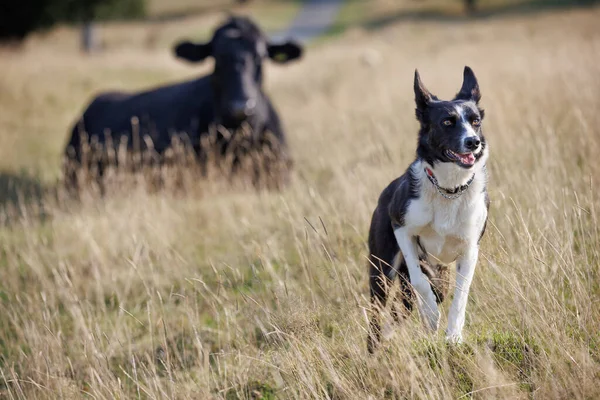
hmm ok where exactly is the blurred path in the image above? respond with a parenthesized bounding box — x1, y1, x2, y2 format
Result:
(270, 0, 342, 43)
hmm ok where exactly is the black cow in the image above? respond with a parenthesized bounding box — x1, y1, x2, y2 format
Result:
(64, 16, 303, 191)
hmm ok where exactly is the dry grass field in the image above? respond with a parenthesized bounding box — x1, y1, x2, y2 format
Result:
(1, 0, 600, 398)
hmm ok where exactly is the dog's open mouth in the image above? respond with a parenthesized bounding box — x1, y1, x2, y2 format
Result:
(445, 149, 476, 167)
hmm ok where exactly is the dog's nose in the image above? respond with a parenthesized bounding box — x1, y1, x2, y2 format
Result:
(464, 136, 481, 151)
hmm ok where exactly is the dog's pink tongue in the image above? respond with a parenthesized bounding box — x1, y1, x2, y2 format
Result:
(460, 153, 476, 165)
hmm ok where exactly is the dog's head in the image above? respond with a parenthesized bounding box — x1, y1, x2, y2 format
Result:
(414, 66, 486, 169)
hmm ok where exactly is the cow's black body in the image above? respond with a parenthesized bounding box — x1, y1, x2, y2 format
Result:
(64, 16, 302, 190)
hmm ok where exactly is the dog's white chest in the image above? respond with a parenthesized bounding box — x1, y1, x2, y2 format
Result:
(418, 224, 464, 264)
(408, 193, 484, 264)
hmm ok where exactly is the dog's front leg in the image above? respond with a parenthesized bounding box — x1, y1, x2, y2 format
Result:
(446, 245, 479, 343)
(393, 228, 440, 332)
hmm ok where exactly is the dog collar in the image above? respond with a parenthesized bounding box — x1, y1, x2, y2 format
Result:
(425, 167, 475, 199)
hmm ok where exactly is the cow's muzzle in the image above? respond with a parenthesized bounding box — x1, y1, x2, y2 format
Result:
(228, 98, 256, 121)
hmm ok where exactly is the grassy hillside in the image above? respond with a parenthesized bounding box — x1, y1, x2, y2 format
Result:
(0, 1, 599, 398)
(147, 0, 300, 19)
(11, 0, 299, 66)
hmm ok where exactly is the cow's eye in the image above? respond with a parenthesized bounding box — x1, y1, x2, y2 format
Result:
(442, 118, 455, 127)
(471, 118, 481, 127)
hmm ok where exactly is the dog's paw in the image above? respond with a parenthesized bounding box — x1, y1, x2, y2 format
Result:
(445, 331, 463, 345)
(419, 296, 440, 332)
(426, 307, 440, 332)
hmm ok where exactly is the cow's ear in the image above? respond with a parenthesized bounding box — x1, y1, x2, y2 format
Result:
(174, 41, 212, 63)
(267, 41, 303, 64)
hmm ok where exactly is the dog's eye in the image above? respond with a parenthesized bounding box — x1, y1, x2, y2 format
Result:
(471, 118, 481, 127)
(442, 118, 455, 127)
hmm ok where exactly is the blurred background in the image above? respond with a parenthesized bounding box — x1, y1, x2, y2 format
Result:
(1, 0, 600, 398)
(1, 0, 598, 186)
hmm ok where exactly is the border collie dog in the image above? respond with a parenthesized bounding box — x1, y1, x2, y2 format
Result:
(367, 66, 489, 353)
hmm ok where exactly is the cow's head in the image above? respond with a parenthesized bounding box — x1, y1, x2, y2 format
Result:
(174, 16, 303, 128)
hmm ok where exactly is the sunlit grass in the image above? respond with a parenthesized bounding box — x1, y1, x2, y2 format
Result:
(0, 1, 599, 398)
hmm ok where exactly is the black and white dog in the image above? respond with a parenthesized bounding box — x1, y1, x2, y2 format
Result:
(367, 66, 489, 352)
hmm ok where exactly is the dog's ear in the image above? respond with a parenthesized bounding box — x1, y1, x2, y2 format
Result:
(414, 69, 435, 122)
(455, 66, 481, 103)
